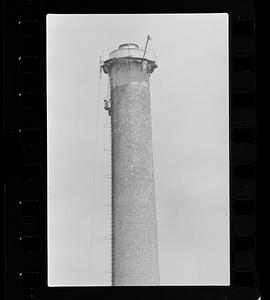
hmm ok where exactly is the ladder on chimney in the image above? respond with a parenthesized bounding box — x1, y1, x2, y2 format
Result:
(103, 75, 113, 283)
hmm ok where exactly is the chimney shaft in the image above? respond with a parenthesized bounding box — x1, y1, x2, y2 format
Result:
(102, 44, 159, 286)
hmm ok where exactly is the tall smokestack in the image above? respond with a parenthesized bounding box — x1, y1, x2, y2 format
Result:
(101, 42, 159, 286)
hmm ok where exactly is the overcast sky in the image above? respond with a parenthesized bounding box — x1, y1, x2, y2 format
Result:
(47, 13, 229, 286)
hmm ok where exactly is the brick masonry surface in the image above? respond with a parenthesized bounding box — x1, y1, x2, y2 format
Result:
(111, 80, 160, 286)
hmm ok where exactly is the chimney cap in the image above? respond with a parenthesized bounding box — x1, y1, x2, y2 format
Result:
(119, 43, 139, 49)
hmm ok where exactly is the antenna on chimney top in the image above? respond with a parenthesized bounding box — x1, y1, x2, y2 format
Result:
(142, 35, 151, 60)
